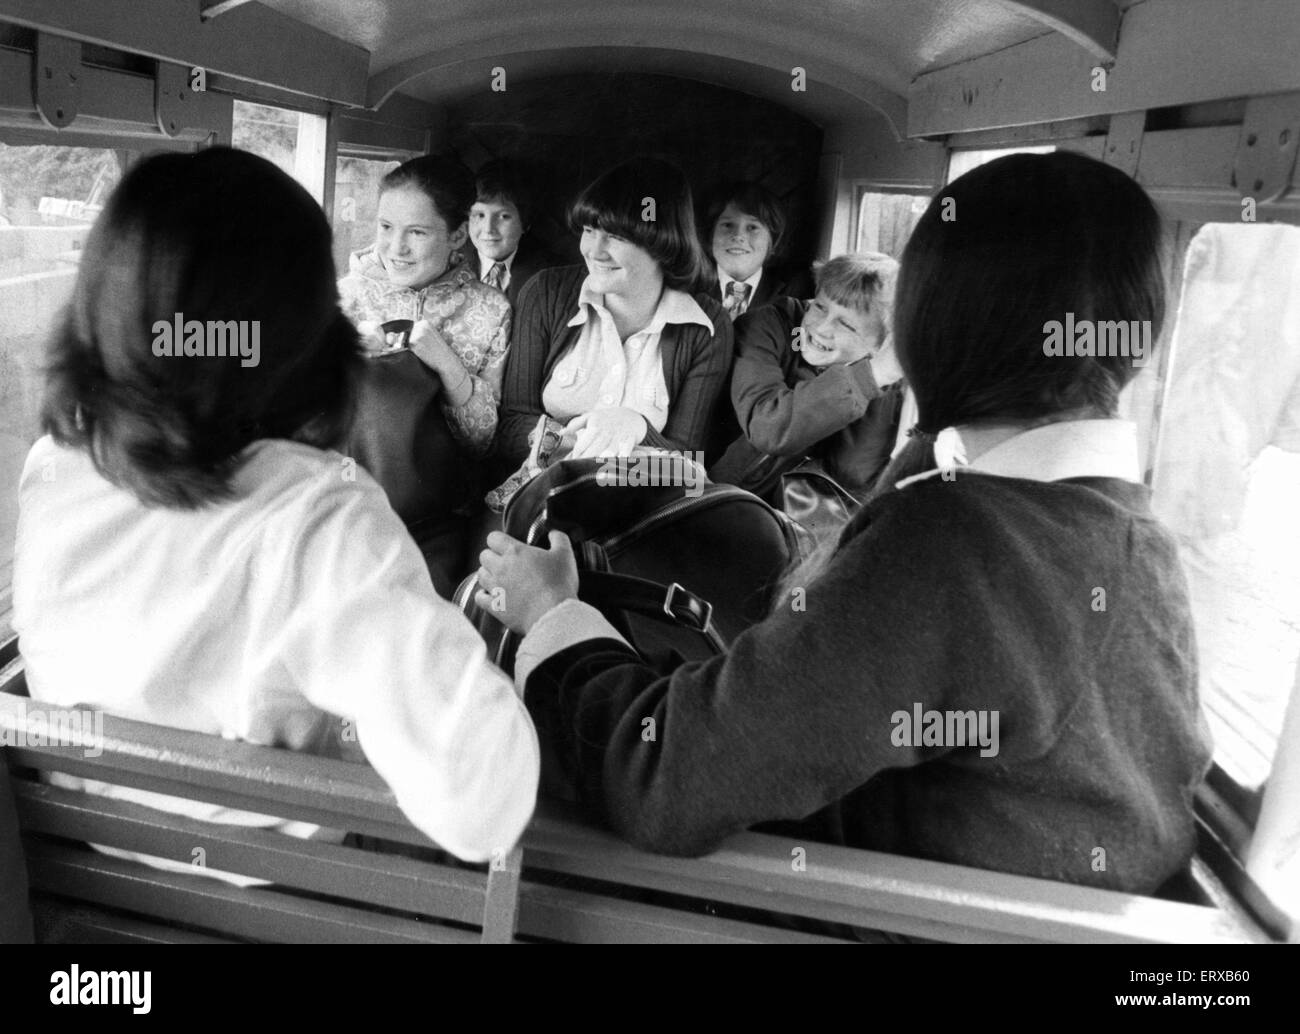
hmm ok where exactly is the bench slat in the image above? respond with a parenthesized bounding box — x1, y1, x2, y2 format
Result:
(32, 897, 236, 945)
(3, 687, 1272, 944)
(23, 839, 478, 944)
(13, 778, 488, 925)
(0, 692, 431, 843)
(516, 881, 847, 944)
(524, 809, 1263, 944)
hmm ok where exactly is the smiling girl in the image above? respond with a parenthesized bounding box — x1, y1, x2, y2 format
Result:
(339, 155, 510, 455)
(491, 159, 731, 477)
(338, 155, 511, 593)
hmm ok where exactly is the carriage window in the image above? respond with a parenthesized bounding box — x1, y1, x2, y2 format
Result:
(1149, 222, 1300, 797)
(332, 156, 400, 276)
(0, 143, 131, 639)
(855, 192, 929, 259)
(232, 100, 329, 205)
(945, 145, 1055, 184)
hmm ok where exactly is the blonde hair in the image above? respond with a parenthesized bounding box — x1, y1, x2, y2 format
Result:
(810, 252, 899, 322)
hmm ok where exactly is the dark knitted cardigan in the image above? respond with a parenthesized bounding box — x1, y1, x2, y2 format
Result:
(491, 265, 733, 479)
(523, 473, 1214, 895)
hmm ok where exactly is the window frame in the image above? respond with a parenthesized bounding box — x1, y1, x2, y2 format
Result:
(846, 180, 936, 263)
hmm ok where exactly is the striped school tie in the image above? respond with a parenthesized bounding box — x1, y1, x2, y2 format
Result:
(485, 261, 506, 291)
(723, 281, 752, 321)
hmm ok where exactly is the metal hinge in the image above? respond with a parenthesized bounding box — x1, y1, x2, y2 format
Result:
(1103, 110, 1146, 178)
(32, 32, 80, 130)
(1234, 92, 1300, 204)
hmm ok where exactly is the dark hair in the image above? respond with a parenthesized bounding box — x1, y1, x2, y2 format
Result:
(382, 154, 476, 232)
(897, 151, 1166, 436)
(703, 181, 788, 260)
(475, 159, 535, 228)
(41, 147, 362, 509)
(567, 158, 709, 292)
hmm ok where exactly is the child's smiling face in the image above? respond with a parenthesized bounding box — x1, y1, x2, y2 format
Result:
(711, 204, 773, 283)
(469, 196, 524, 263)
(797, 292, 884, 367)
(376, 186, 466, 290)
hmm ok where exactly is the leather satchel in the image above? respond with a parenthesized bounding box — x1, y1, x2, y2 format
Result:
(781, 459, 862, 553)
(345, 319, 470, 523)
(455, 456, 803, 675)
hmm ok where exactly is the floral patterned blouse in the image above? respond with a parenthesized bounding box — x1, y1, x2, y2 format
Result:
(338, 246, 512, 454)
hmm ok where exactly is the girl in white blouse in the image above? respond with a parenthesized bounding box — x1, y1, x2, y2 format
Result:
(12, 148, 539, 878)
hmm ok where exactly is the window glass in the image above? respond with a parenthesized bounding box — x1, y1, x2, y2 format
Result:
(1149, 222, 1300, 792)
(332, 156, 400, 276)
(0, 144, 131, 638)
(945, 144, 1055, 183)
(1119, 219, 1204, 476)
(855, 192, 929, 259)
(232, 100, 328, 204)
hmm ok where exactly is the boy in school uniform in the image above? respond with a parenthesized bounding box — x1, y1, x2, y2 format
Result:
(703, 181, 813, 320)
(709, 252, 905, 503)
(466, 160, 560, 310)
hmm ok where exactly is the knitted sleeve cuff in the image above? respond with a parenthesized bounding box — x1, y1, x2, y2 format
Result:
(514, 599, 631, 694)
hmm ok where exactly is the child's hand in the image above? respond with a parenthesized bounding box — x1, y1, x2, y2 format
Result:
(356, 320, 393, 354)
(410, 320, 473, 404)
(565, 408, 647, 458)
(475, 531, 580, 635)
(409, 319, 455, 369)
(866, 337, 905, 387)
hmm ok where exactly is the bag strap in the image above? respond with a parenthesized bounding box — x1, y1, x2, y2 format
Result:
(577, 570, 728, 654)
(477, 565, 728, 676)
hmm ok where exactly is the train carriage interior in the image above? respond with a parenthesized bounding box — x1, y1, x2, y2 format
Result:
(1, 0, 1299, 945)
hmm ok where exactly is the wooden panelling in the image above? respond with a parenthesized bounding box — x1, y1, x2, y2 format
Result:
(14, 780, 488, 924)
(445, 73, 825, 270)
(24, 840, 478, 943)
(2, 678, 1277, 944)
(909, 0, 1300, 138)
(0, 0, 370, 107)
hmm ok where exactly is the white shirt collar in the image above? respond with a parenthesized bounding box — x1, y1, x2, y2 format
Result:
(567, 280, 715, 336)
(896, 419, 1142, 489)
(477, 249, 516, 277)
(718, 268, 762, 299)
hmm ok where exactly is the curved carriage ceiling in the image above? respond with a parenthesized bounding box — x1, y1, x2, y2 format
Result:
(7, 1, 1298, 142)
(254, 0, 1127, 133)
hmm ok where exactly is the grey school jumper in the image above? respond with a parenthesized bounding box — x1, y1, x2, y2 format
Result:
(520, 472, 1213, 894)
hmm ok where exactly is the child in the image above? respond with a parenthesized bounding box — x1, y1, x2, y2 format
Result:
(702, 181, 812, 319)
(339, 154, 512, 594)
(710, 252, 905, 504)
(466, 160, 560, 308)
(491, 158, 728, 479)
(14, 148, 539, 882)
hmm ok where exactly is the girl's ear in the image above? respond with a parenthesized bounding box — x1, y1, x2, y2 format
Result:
(450, 222, 469, 249)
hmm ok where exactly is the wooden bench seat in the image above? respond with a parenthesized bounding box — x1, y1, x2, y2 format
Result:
(0, 669, 1282, 945)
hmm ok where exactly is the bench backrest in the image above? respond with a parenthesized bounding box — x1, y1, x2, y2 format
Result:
(0, 668, 1279, 945)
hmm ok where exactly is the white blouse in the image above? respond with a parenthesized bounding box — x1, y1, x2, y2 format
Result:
(13, 436, 539, 880)
(541, 279, 714, 431)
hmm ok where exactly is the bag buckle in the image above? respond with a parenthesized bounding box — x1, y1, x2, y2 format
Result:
(663, 582, 713, 633)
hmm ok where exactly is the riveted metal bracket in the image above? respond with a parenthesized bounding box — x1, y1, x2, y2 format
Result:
(32, 32, 81, 129)
(155, 61, 191, 138)
(1103, 110, 1146, 178)
(1234, 93, 1300, 204)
